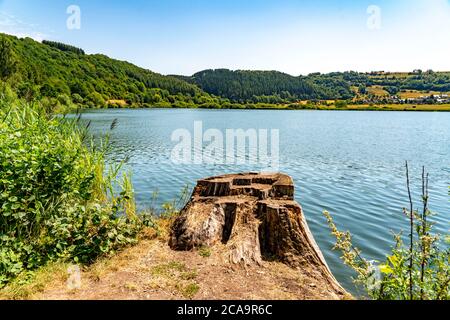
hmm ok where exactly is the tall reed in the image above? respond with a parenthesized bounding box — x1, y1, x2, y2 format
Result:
(0, 97, 142, 287)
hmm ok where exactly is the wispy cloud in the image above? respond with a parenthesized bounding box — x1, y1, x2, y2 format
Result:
(0, 10, 51, 41)
(1, 1, 449, 73)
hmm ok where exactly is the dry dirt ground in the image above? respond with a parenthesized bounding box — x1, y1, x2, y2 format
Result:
(31, 228, 349, 300)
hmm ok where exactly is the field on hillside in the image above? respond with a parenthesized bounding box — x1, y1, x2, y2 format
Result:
(397, 90, 450, 99)
(341, 104, 450, 111)
(366, 85, 389, 96)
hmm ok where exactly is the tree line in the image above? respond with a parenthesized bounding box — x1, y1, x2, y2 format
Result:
(0, 33, 221, 109)
(1, 32, 450, 110)
(42, 40, 85, 55)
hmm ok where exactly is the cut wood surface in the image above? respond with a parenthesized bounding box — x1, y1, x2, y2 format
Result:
(170, 173, 347, 297)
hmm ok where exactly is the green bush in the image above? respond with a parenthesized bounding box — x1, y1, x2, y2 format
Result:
(324, 164, 449, 300)
(335, 100, 348, 108)
(71, 93, 84, 105)
(0, 97, 142, 287)
(87, 92, 105, 108)
(57, 93, 72, 106)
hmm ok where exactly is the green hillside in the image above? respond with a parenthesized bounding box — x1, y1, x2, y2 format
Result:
(181, 69, 450, 104)
(2, 32, 450, 110)
(0, 33, 220, 109)
(181, 69, 355, 103)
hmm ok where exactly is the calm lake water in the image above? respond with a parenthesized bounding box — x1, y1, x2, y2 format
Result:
(81, 108, 450, 295)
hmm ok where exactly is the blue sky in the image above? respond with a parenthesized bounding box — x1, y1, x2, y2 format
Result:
(1, 0, 450, 75)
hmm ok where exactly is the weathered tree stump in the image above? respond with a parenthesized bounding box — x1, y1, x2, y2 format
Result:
(169, 172, 346, 294)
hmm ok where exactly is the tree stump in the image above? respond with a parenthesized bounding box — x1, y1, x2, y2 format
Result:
(169, 172, 346, 294)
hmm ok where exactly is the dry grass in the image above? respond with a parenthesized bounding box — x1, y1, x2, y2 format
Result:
(149, 261, 200, 299)
(0, 262, 70, 300)
(344, 104, 450, 111)
(397, 90, 450, 99)
(106, 99, 128, 107)
(367, 85, 389, 96)
(305, 103, 450, 112)
(0, 219, 350, 301)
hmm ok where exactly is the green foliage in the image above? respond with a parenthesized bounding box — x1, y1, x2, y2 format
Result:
(159, 185, 190, 219)
(185, 69, 355, 103)
(0, 97, 143, 287)
(0, 37, 18, 81)
(370, 71, 450, 92)
(335, 100, 348, 108)
(179, 282, 200, 299)
(198, 246, 211, 258)
(0, 33, 216, 108)
(42, 40, 85, 55)
(86, 92, 105, 108)
(324, 166, 449, 300)
(184, 69, 450, 104)
(4, 32, 450, 111)
(3, 32, 450, 110)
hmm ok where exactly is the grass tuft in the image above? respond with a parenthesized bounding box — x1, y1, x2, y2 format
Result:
(0, 262, 70, 300)
(198, 246, 212, 258)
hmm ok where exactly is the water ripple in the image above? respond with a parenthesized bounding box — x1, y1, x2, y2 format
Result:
(80, 108, 450, 295)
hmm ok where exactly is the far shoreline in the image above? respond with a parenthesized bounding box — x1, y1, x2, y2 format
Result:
(76, 104, 450, 113)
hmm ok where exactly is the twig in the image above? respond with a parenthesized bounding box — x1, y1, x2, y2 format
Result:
(405, 161, 414, 300)
(420, 167, 429, 300)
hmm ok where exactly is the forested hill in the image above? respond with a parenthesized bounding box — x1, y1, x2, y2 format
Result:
(177, 69, 450, 104)
(2, 32, 450, 109)
(0, 32, 220, 108)
(180, 69, 355, 103)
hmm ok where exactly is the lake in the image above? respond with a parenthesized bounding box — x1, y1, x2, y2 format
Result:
(81, 108, 450, 295)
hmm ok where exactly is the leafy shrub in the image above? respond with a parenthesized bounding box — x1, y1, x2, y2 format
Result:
(324, 164, 449, 300)
(198, 102, 221, 109)
(0, 98, 142, 287)
(57, 93, 72, 106)
(87, 92, 105, 108)
(71, 93, 84, 104)
(335, 100, 348, 108)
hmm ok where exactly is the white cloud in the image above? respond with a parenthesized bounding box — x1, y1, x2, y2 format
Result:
(0, 10, 49, 42)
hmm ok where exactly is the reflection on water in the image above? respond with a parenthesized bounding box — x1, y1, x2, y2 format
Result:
(80, 108, 450, 295)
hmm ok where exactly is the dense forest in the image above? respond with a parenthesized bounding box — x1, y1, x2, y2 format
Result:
(180, 69, 355, 103)
(1, 32, 450, 109)
(179, 69, 450, 103)
(42, 40, 86, 55)
(0, 33, 221, 109)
